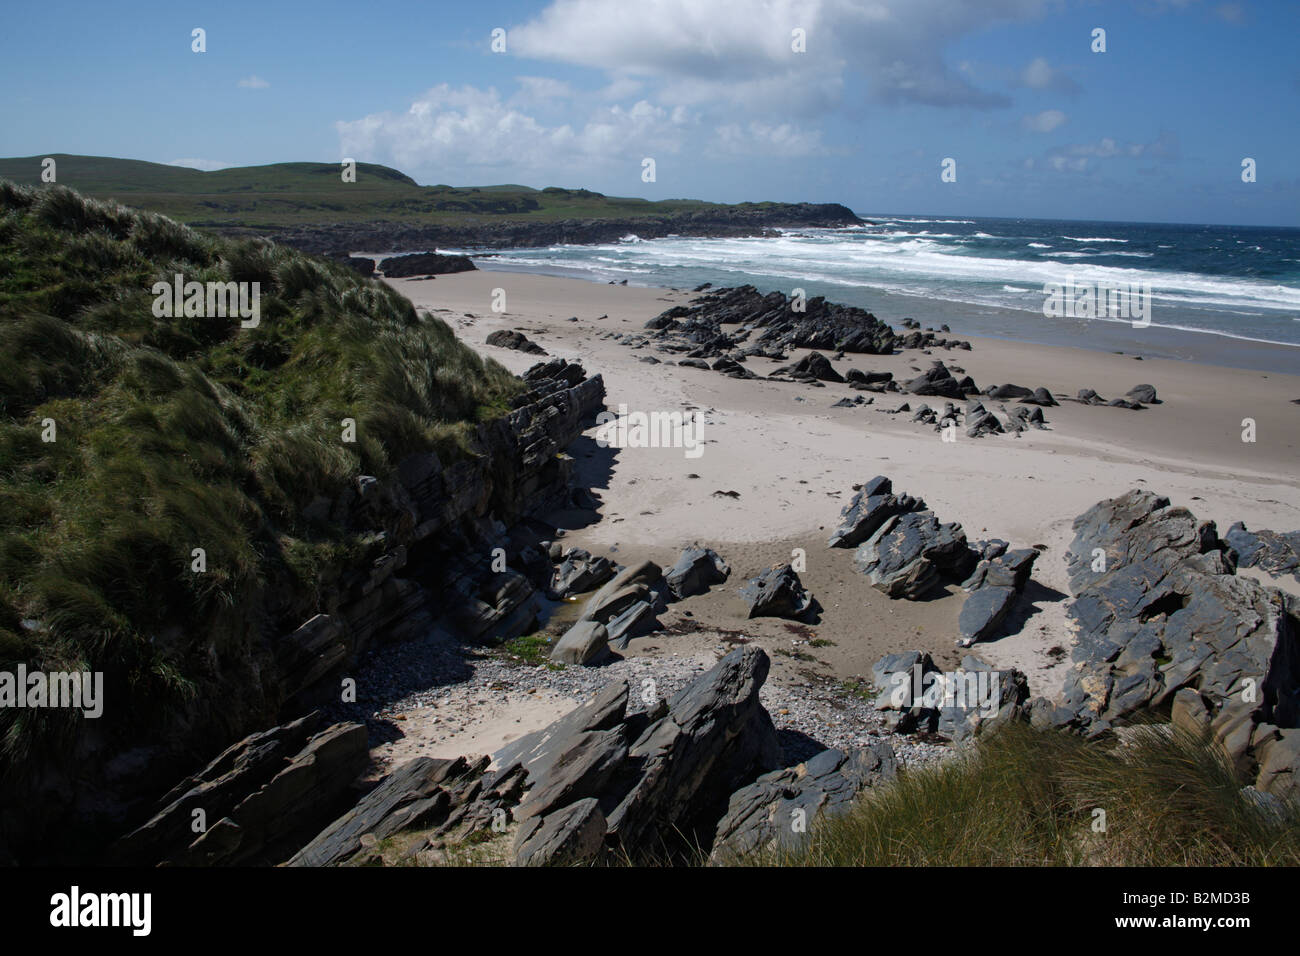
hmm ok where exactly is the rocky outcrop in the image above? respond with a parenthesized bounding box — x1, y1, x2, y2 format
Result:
(710, 743, 897, 862)
(497, 647, 783, 863)
(827, 476, 926, 549)
(113, 712, 368, 866)
(1036, 490, 1300, 741)
(645, 285, 899, 358)
(1225, 522, 1300, 583)
(287, 755, 526, 866)
(872, 651, 1030, 744)
(853, 510, 974, 599)
(378, 251, 476, 277)
(956, 545, 1039, 647)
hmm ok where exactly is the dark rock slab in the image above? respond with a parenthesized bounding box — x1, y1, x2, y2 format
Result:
(710, 744, 897, 861)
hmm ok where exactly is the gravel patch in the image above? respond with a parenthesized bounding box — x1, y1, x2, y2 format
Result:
(326, 627, 952, 770)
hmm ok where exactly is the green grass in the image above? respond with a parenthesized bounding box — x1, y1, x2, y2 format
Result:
(0, 155, 822, 232)
(0, 180, 522, 769)
(741, 721, 1300, 867)
(501, 632, 562, 669)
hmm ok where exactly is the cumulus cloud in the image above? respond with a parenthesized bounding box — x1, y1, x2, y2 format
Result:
(1022, 109, 1066, 133)
(237, 75, 270, 89)
(508, 0, 1046, 110)
(337, 0, 1053, 182)
(336, 82, 826, 181)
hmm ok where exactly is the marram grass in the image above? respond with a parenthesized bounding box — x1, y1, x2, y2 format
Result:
(0, 180, 521, 769)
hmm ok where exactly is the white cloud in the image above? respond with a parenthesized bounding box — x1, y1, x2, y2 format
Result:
(508, 0, 1046, 110)
(1019, 57, 1079, 94)
(237, 75, 270, 89)
(1022, 109, 1066, 133)
(1044, 132, 1179, 172)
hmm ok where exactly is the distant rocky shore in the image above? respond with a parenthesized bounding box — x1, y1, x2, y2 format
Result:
(221, 202, 866, 256)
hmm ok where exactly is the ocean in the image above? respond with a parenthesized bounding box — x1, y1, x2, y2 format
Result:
(448, 216, 1300, 372)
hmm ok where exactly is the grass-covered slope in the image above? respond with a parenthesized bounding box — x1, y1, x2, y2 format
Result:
(0, 155, 852, 231)
(0, 180, 520, 769)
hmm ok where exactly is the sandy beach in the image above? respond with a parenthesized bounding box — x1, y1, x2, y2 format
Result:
(377, 270, 1299, 721)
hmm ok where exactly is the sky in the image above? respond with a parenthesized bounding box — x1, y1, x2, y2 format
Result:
(2, 0, 1297, 226)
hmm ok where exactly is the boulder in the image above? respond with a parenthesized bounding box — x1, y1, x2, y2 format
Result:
(956, 585, 1018, 646)
(485, 329, 547, 355)
(550, 621, 610, 665)
(710, 744, 897, 862)
(853, 512, 973, 600)
(826, 476, 926, 549)
(664, 546, 730, 599)
(739, 563, 814, 619)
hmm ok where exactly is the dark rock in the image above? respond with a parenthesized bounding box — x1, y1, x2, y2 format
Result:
(904, 361, 965, 399)
(710, 744, 897, 861)
(664, 546, 730, 599)
(287, 754, 492, 867)
(513, 797, 606, 866)
(379, 251, 477, 277)
(853, 511, 972, 599)
(485, 329, 546, 355)
(114, 714, 368, 866)
(957, 586, 1018, 646)
(1126, 384, 1158, 404)
(1225, 522, 1300, 582)
(1039, 489, 1300, 737)
(551, 621, 610, 665)
(827, 476, 926, 549)
(739, 564, 814, 619)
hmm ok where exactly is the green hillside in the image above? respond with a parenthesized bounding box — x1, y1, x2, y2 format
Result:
(0, 154, 766, 230)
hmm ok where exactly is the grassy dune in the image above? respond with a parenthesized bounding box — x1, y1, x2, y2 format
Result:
(0, 180, 520, 768)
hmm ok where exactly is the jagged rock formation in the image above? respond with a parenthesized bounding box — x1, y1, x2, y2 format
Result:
(113, 712, 367, 866)
(1225, 522, 1300, 583)
(1035, 491, 1300, 751)
(710, 744, 897, 862)
(646, 285, 899, 358)
(827, 476, 926, 549)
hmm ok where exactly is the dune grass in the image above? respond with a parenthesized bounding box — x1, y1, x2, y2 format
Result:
(744, 721, 1300, 867)
(0, 181, 521, 770)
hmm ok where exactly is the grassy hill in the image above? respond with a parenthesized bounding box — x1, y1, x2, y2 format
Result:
(0, 154, 808, 231)
(0, 179, 520, 819)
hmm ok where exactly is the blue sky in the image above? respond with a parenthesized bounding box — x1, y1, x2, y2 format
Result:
(2, 0, 1297, 226)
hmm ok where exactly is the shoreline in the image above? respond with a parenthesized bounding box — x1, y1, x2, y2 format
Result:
(466, 258, 1300, 376)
